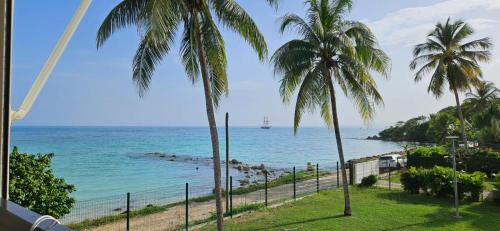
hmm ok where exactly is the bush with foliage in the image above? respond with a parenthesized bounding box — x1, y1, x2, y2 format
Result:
(407, 146, 450, 168)
(408, 146, 500, 175)
(9, 147, 76, 218)
(465, 149, 500, 176)
(359, 175, 378, 187)
(401, 166, 485, 201)
(400, 167, 420, 194)
(493, 172, 500, 205)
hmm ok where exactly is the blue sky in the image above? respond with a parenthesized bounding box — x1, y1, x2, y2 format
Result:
(11, 0, 500, 127)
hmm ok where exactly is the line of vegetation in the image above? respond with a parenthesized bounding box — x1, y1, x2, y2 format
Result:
(67, 168, 329, 230)
(67, 201, 184, 230)
(196, 168, 330, 201)
(372, 82, 499, 146)
(407, 146, 500, 176)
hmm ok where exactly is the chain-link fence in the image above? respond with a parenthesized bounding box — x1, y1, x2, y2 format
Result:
(63, 163, 349, 231)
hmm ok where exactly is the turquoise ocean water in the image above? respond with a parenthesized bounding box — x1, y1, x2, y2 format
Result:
(10, 126, 405, 201)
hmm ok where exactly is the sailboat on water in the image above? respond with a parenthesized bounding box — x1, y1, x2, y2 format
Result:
(261, 117, 271, 129)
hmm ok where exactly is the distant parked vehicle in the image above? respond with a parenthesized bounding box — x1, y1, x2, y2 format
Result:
(379, 154, 406, 168)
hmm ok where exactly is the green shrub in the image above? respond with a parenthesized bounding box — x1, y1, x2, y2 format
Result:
(495, 172, 500, 189)
(407, 146, 450, 168)
(408, 147, 500, 176)
(9, 147, 75, 218)
(411, 146, 447, 156)
(400, 167, 419, 194)
(465, 150, 500, 176)
(400, 166, 486, 201)
(359, 175, 377, 187)
(494, 172, 500, 205)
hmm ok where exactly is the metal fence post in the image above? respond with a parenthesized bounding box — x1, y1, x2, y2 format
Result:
(185, 183, 188, 231)
(265, 172, 268, 207)
(386, 159, 390, 189)
(293, 166, 296, 200)
(126, 192, 130, 231)
(230, 176, 233, 218)
(336, 161, 339, 188)
(389, 168, 391, 190)
(225, 112, 229, 213)
(316, 163, 319, 193)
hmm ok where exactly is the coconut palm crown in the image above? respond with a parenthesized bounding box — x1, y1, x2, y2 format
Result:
(271, 0, 390, 215)
(97, 1, 274, 230)
(410, 18, 492, 148)
(465, 81, 498, 113)
(97, 0, 269, 102)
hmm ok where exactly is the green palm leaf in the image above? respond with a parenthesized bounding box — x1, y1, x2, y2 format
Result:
(271, 0, 390, 216)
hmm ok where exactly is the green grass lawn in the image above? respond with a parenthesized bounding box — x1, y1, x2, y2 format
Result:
(199, 187, 500, 231)
(381, 170, 401, 184)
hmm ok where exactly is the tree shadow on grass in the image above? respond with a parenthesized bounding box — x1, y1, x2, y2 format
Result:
(252, 214, 344, 231)
(375, 190, 478, 206)
(375, 191, 499, 231)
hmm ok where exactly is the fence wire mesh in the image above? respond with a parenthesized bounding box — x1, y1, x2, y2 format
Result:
(62, 164, 351, 231)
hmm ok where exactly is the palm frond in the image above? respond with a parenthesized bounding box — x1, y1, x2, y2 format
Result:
(132, 32, 171, 96)
(279, 14, 320, 43)
(180, 17, 199, 83)
(293, 66, 322, 133)
(211, 0, 268, 60)
(200, 7, 228, 107)
(461, 37, 492, 50)
(97, 0, 149, 48)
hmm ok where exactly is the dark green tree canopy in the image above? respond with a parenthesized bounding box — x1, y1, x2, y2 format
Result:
(9, 147, 76, 219)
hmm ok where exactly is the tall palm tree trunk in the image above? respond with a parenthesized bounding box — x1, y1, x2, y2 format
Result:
(453, 87, 469, 153)
(193, 13, 224, 231)
(326, 73, 352, 216)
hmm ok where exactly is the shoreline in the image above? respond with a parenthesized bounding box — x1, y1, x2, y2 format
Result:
(63, 149, 404, 227)
(144, 152, 287, 186)
(66, 169, 336, 229)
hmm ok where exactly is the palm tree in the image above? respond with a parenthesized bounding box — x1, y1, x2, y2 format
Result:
(465, 81, 498, 112)
(96, 1, 274, 229)
(271, 0, 390, 216)
(410, 18, 492, 149)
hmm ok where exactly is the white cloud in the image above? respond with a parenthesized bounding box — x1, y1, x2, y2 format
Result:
(483, 58, 500, 86)
(467, 18, 498, 31)
(368, 0, 500, 46)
